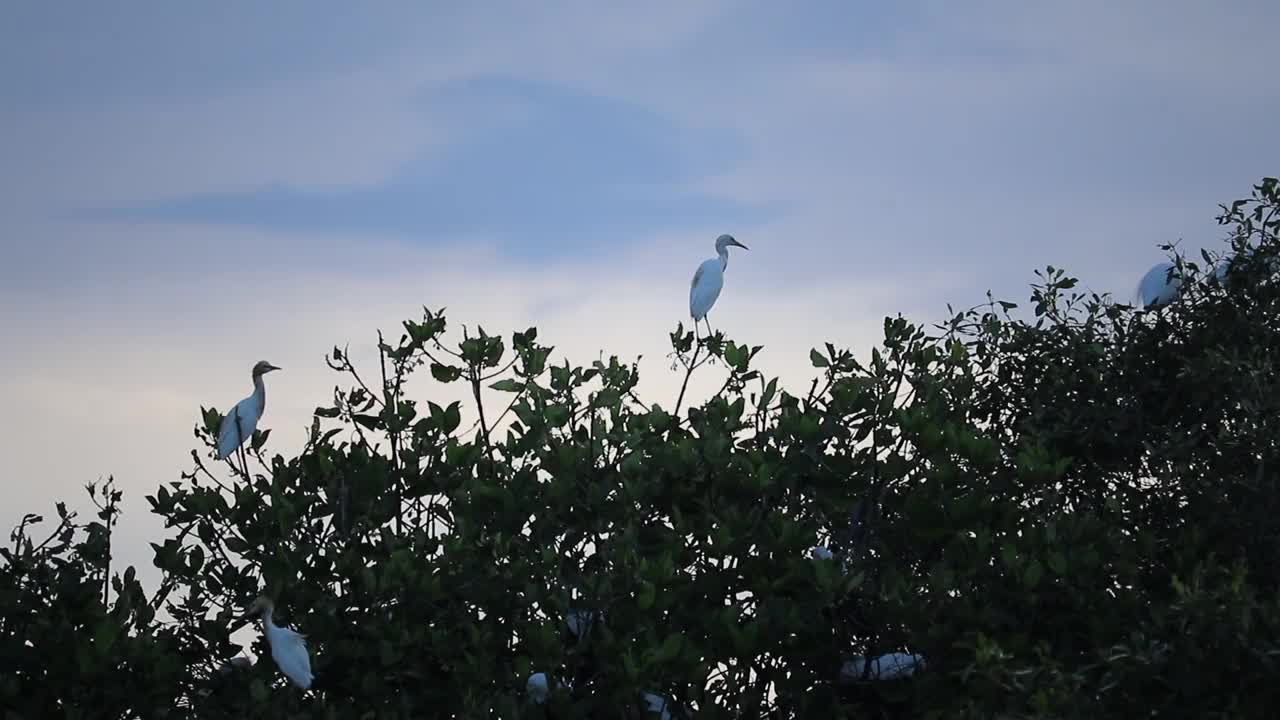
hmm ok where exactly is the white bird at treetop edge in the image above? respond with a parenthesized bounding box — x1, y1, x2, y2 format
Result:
(243, 596, 313, 690)
(216, 360, 281, 461)
(689, 233, 749, 336)
(1136, 261, 1182, 309)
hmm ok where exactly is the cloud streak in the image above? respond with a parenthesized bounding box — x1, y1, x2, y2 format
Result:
(91, 76, 760, 259)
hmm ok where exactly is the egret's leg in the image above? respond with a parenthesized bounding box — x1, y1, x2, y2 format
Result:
(234, 412, 251, 481)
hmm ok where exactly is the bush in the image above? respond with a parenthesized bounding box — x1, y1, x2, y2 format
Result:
(3, 179, 1280, 719)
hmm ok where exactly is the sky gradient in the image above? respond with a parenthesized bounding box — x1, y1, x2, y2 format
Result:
(3, 1, 1278, 587)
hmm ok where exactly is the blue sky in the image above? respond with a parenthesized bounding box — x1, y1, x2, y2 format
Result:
(2, 1, 1278, 581)
(90, 75, 761, 259)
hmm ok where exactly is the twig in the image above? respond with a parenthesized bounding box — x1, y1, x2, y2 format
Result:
(673, 341, 704, 419)
(380, 331, 404, 535)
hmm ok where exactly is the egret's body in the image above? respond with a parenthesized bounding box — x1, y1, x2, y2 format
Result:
(527, 672, 550, 704)
(642, 691, 673, 719)
(1213, 257, 1232, 285)
(216, 656, 252, 676)
(217, 361, 280, 477)
(246, 596, 312, 690)
(689, 233, 748, 336)
(1136, 262, 1182, 309)
(1213, 247, 1280, 288)
(566, 609, 601, 641)
(217, 361, 280, 459)
(689, 257, 724, 321)
(839, 652, 925, 682)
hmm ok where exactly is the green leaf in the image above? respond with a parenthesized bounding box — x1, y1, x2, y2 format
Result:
(809, 348, 829, 368)
(724, 342, 744, 369)
(431, 363, 463, 383)
(545, 404, 570, 427)
(1047, 550, 1067, 575)
(657, 633, 683, 663)
(1000, 543, 1019, 569)
(250, 678, 269, 703)
(1023, 559, 1044, 588)
(489, 378, 523, 393)
(442, 402, 462, 434)
(94, 620, 119, 653)
(249, 427, 271, 451)
(760, 378, 778, 407)
(637, 581, 656, 610)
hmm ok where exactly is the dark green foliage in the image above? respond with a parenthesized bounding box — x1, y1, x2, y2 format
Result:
(0, 480, 186, 718)
(4, 179, 1280, 718)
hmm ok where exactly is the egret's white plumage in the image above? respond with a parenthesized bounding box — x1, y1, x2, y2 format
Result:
(811, 545, 834, 561)
(1213, 247, 1280, 288)
(566, 609, 601, 641)
(642, 691, 673, 719)
(1212, 257, 1232, 285)
(527, 672, 550, 704)
(839, 652, 926, 682)
(689, 233, 748, 334)
(215, 655, 252, 676)
(1136, 262, 1182, 309)
(246, 596, 313, 690)
(217, 360, 280, 460)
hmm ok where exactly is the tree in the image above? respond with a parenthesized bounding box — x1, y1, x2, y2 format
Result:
(4, 178, 1280, 719)
(0, 479, 186, 718)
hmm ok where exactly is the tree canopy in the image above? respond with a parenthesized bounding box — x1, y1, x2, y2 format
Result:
(4, 179, 1280, 719)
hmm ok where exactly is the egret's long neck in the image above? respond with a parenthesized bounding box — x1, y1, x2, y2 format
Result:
(252, 373, 267, 416)
(718, 246, 730, 271)
(260, 607, 274, 630)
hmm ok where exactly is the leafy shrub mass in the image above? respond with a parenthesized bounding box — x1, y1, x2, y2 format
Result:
(3, 179, 1280, 719)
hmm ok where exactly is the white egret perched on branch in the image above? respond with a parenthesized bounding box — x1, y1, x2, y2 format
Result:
(1211, 246, 1280, 288)
(839, 652, 926, 682)
(217, 360, 280, 478)
(243, 596, 313, 690)
(1136, 261, 1182, 309)
(689, 233, 748, 337)
(526, 672, 550, 704)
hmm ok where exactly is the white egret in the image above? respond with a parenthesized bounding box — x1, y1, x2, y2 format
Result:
(1212, 247, 1280, 288)
(810, 544, 854, 575)
(689, 233, 748, 337)
(244, 596, 313, 690)
(217, 360, 281, 477)
(215, 655, 252, 675)
(839, 652, 926, 682)
(642, 691, 673, 719)
(566, 609, 602, 641)
(1212, 257, 1232, 285)
(1136, 262, 1182, 309)
(200, 654, 255, 702)
(527, 672, 550, 704)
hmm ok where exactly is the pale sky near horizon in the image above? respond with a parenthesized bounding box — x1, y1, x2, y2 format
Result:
(2, 1, 1278, 590)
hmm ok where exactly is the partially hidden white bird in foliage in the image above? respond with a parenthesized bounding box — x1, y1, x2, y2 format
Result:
(244, 596, 313, 690)
(1136, 262, 1182, 309)
(217, 360, 281, 462)
(689, 233, 748, 337)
